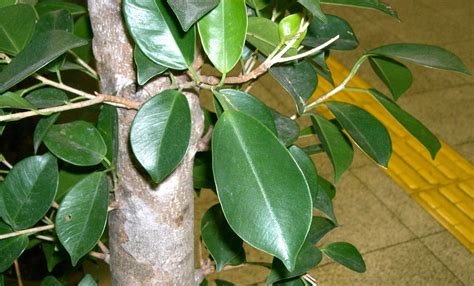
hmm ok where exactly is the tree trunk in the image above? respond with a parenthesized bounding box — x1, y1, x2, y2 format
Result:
(88, 1, 204, 284)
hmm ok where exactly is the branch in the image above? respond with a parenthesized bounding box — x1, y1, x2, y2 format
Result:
(0, 224, 55, 240)
(89, 251, 110, 264)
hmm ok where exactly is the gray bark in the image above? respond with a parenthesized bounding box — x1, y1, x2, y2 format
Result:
(88, 1, 204, 284)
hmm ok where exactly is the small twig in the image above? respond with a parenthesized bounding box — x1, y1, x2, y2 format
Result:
(97, 240, 109, 254)
(0, 52, 11, 64)
(1, 157, 13, 169)
(243, 80, 257, 93)
(0, 224, 55, 240)
(197, 126, 213, 152)
(35, 235, 55, 242)
(277, 35, 339, 63)
(14, 260, 23, 286)
(303, 274, 318, 286)
(68, 50, 99, 80)
(51, 201, 59, 209)
(89, 251, 110, 264)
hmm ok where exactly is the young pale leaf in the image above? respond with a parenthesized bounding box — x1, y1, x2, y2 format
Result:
(304, 15, 358, 50)
(246, 17, 282, 57)
(320, 0, 398, 18)
(0, 91, 36, 110)
(97, 105, 119, 167)
(215, 89, 276, 133)
(44, 121, 107, 166)
(0, 4, 36, 56)
(270, 61, 318, 115)
(272, 110, 299, 146)
(0, 30, 88, 93)
(35, 1, 87, 16)
(297, 0, 327, 22)
(123, 0, 195, 70)
(198, 0, 247, 74)
(167, 0, 219, 32)
(0, 222, 28, 272)
(201, 204, 246, 271)
(40, 276, 63, 286)
(212, 111, 312, 271)
(369, 44, 470, 74)
(267, 242, 322, 284)
(278, 14, 307, 48)
(326, 101, 392, 167)
(56, 172, 108, 266)
(130, 90, 191, 183)
(369, 56, 412, 100)
(369, 89, 441, 159)
(311, 114, 353, 182)
(321, 242, 366, 272)
(307, 216, 336, 244)
(0, 153, 58, 230)
(134, 47, 167, 86)
(25, 88, 68, 108)
(34, 113, 61, 154)
(78, 274, 97, 286)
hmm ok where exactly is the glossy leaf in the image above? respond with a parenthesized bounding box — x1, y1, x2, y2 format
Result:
(35, 9, 73, 34)
(272, 110, 299, 146)
(198, 0, 247, 73)
(307, 216, 335, 244)
(369, 44, 470, 74)
(42, 243, 67, 272)
(34, 113, 60, 153)
(270, 61, 317, 115)
(167, 0, 219, 32)
(0, 30, 88, 93)
(321, 242, 366, 272)
(25, 88, 68, 108)
(97, 105, 119, 166)
(134, 47, 167, 86)
(309, 51, 334, 85)
(193, 152, 214, 190)
(44, 121, 107, 166)
(212, 111, 312, 270)
(35, 0, 87, 16)
(246, 17, 282, 57)
(0, 0, 15, 8)
(246, 0, 271, 10)
(123, 0, 195, 70)
(267, 242, 322, 284)
(201, 204, 246, 271)
(215, 89, 276, 133)
(311, 114, 353, 182)
(304, 15, 357, 50)
(317, 174, 336, 199)
(56, 172, 108, 266)
(0, 153, 58, 229)
(274, 277, 305, 286)
(369, 56, 412, 100)
(0, 222, 28, 272)
(78, 274, 97, 286)
(0, 4, 36, 56)
(56, 166, 93, 202)
(320, 0, 398, 18)
(369, 89, 441, 159)
(278, 14, 307, 48)
(0, 91, 36, 110)
(72, 16, 93, 63)
(298, 0, 327, 22)
(326, 101, 392, 167)
(41, 276, 63, 286)
(130, 90, 191, 183)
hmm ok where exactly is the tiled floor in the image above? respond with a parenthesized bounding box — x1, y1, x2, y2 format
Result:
(199, 0, 473, 285)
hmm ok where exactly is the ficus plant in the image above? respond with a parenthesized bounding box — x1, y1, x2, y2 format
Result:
(0, 0, 469, 285)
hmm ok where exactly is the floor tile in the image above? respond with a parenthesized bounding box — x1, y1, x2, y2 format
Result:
(422, 231, 474, 285)
(351, 165, 444, 237)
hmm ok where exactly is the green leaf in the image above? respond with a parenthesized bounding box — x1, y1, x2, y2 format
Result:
(42, 243, 67, 272)
(35, 9, 73, 34)
(97, 105, 119, 167)
(198, 0, 247, 73)
(246, 0, 271, 10)
(304, 15, 358, 50)
(193, 152, 214, 190)
(167, 0, 219, 32)
(272, 110, 299, 146)
(0, 222, 28, 272)
(34, 113, 60, 153)
(326, 101, 392, 167)
(317, 174, 335, 199)
(78, 274, 97, 286)
(321, 242, 366, 272)
(215, 280, 234, 286)
(123, 0, 195, 70)
(41, 276, 63, 286)
(35, 0, 87, 16)
(0, 91, 36, 110)
(56, 172, 108, 266)
(0, 30, 88, 93)
(320, 0, 398, 18)
(369, 89, 441, 159)
(267, 242, 322, 284)
(298, 0, 327, 22)
(212, 111, 312, 270)
(72, 15, 93, 63)
(0, 153, 58, 229)
(56, 166, 94, 202)
(130, 90, 191, 183)
(307, 216, 335, 244)
(246, 17, 282, 57)
(270, 61, 317, 115)
(369, 44, 470, 74)
(0, 0, 15, 8)
(44, 121, 107, 166)
(308, 51, 334, 85)
(201, 204, 246, 272)
(311, 114, 353, 182)
(369, 56, 412, 100)
(278, 14, 307, 48)
(0, 4, 36, 56)
(134, 46, 167, 86)
(25, 88, 68, 108)
(214, 89, 276, 133)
